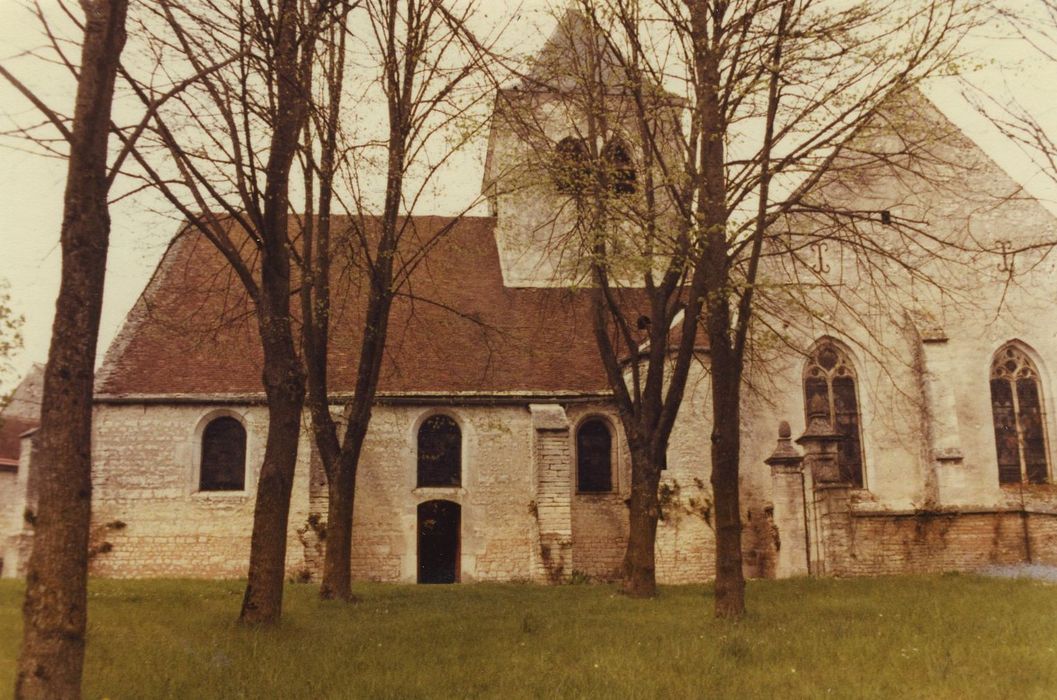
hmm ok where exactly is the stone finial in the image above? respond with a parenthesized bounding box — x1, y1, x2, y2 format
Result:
(765, 420, 803, 468)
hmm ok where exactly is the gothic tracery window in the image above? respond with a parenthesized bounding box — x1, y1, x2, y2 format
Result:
(577, 418, 613, 493)
(417, 414, 462, 488)
(803, 341, 866, 487)
(990, 344, 1050, 485)
(199, 416, 247, 491)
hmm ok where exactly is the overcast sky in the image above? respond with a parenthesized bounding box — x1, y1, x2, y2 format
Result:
(0, 0, 1055, 394)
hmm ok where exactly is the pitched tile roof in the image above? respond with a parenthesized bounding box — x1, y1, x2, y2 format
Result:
(97, 216, 652, 398)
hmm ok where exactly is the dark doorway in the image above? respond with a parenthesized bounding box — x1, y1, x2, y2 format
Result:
(417, 500, 461, 584)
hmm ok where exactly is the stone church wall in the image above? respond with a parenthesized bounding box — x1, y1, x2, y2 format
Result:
(89, 403, 280, 578)
(566, 405, 630, 581)
(67, 342, 1057, 585)
(83, 394, 740, 584)
(87, 402, 548, 582)
(342, 404, 538, 583)
(655, 367, 721, 584)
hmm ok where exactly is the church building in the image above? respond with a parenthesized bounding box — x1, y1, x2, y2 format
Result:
(3, 12, 1056, 583)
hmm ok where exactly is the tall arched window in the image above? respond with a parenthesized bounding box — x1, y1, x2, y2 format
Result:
(990, 344, 1050, 485)
(417, 414, 461, 487)
(554, 136, 591, 194)
(200, 416, 247, 491)
(602, 138, 636, 194)
(577, 418, 613, 493)
(804, 341, 866, 487)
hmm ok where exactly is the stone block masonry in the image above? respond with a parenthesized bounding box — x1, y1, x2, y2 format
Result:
(530, 404, 573, 582)
(84, 402, 545, 583)
(27, 389, 1057, 584)
(833, 509, 1057, 576)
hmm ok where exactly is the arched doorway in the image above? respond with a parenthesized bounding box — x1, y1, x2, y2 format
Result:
(417, 500, 460, 583)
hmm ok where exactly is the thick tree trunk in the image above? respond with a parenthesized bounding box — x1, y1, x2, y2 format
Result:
(689, 5, 745, 618)
(621, 445, 662, 597)
(15, 2, 127, 697)
(709, 336, 746, 619)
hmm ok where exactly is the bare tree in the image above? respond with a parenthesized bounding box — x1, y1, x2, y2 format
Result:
(116, 0, 346, 624)
(1, 0, 288, 683)
(500, 0, 978, 615)
(299, 0, 494, 600)
(0, 1, 127, 696)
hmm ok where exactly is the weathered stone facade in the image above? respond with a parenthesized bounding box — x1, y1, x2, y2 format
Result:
(68, 392, 717, 582)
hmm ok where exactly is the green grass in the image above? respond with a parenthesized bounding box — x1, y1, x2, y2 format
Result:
(1, 575, 1055, 698)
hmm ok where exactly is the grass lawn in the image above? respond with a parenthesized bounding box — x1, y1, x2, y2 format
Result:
(1, 575, 1055, 698)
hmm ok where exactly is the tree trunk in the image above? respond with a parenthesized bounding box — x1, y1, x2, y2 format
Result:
(237, 0, 308, 626)
(621, 445, 661, 597)
(319, 448, 358, 600)
(15, 2, 127, 697)
(691, 10, 745, 618)
(318, 295, 389, 599)
(709, 334, 746, 619)
(239, 303, 305, 624)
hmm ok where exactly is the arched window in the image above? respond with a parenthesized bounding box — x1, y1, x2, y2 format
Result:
(577, 418, 613, 493)
(554, 136, 591, 194)
(200, 416, 246, 491)
(804, 341, 865, 487)
(417, 415, 461, 487)
(602, 138, 636, 194)
(990, 344, 1050, 484)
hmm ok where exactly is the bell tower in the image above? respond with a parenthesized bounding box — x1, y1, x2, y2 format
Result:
(481, 10, 643, 287)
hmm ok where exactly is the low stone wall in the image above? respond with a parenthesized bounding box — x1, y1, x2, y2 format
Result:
(655, 516, 715, 584)
(825, 508, 1057, 576)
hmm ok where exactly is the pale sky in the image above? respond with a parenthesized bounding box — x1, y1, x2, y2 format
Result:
(0, 1, 1054, 393)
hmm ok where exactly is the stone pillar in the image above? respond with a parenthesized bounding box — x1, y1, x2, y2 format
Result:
(796, 398, 851, 576)
(529, 403, 573, 583)
(766, 421, 809, 578)
(917, 331, 969, 505)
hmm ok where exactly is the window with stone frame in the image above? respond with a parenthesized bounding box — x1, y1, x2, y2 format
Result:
(199, 416, 247, 491)
(417, 414, 461, 487)
(601, 138, 636, 194)
(990, 344, 1050, 485)
(803, 341, 866, 487)
(576, 418, 613, 493)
